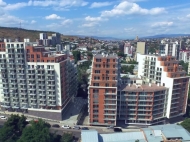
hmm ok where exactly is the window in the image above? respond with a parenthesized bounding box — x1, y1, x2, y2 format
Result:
(106, 70, 109, 74)
(96, 59, 101, 62)
(106, 77, 109, 80)
(37, 54, 40, 58)
(94, 76, 100, 80)
(31, 54, 34, 58)
(113, 59, 115, 62)
(105, 83, 109, 87)
(93, 89, 99, 93)
(93, 83, 99, 86)
(95, 70, 100, 73)
(107, 59, 110, 62)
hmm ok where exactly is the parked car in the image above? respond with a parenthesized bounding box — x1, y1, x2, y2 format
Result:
(52, 124, 60, 128)
(0, 116, 7, 120)
(81, 127, 89, 130)
(107, 126, 114, 129)
(72, 125, 80, 130)
(114, 128, 122, 132)
(62, 125, 71, 129)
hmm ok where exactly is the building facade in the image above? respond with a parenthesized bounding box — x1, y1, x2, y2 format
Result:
(137, 54, 189, 119)
(88, 53, 119, 126)
(159, 43, 180, 59)
(88, 53, 189, 126)
(0, 40, 77, 120)
(179, 50, 190, 63)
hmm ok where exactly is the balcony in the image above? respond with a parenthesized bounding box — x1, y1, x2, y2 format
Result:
(15, 52, 24, 54)
(104, 107, 116, 110)
(47, 94, 55, 96)
(47, 103, 56, 106)
(104, 118, 115, 121)
(39, 97, 46, 101)
(39, 94, 46, 97)
(0, 86, 9, 89)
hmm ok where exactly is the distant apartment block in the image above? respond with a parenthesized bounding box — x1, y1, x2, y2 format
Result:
(38, 33, 61, 46)
(159, 43, 180, 59)
(136, 42, 146, 55)
(0, 40, 77, 120)
(88, 53, 189, 126)
(179, 50, 190, 63)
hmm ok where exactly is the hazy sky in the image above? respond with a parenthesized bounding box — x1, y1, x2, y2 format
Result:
(0, 0, 190, 39)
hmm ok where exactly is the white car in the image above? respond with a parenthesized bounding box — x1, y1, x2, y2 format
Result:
(0, 116, 7, 120)
(62, 125, 71, 129)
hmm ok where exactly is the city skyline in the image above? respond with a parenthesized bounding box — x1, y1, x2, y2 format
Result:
(0, 0, 190, 38)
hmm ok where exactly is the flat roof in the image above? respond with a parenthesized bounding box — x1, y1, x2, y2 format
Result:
(119, 84, 167, 92)
(142, 128, 163, 142)
(149, 124, 190, 141)
(81, 130, 99, 142)
(94, 54, 118, 59)
(99, 132, 146, 142)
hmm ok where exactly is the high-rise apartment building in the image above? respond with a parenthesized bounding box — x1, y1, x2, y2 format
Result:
(88, 53, 119, 126)
(89, 53, 189, 126)
(137, 53, 189, 119)
(0, 40, 77, 120)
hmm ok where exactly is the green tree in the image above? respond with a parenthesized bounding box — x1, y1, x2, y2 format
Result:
(61, 133, 73, 142)
(121, 65, 134, 74)
(72, 51, 81, 63)
(0, 115, 27, 142)
(17, 119, 51, 142)
(87, 52, 93, 60)
(181, 118, 190, 132)
(117, 52, 125, 57)
(179, 60, 188, 72)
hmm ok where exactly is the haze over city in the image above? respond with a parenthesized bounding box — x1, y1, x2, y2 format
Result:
(0, 0, 190, 38)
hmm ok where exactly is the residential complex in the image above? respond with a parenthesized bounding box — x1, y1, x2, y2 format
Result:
(88, 53, 189, 126)
(0, 40, 77, 120)
(137, 54, 189, 119)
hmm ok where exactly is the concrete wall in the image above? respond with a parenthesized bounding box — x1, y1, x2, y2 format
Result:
(28, 109, 62, 120)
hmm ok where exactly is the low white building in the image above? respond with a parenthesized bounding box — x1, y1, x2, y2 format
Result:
(179, 50, 190, 63)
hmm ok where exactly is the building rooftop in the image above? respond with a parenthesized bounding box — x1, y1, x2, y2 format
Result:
(81, 125, 190, 142)
(119, 83, 167, 92)
(142, 128, 163, 142)
(81, 130, 99, 142)
(94, 53, 118, 59)
(149, 124, 190, 141)
(99, 132, 146, 142)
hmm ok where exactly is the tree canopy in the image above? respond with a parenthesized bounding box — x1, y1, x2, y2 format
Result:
(0, 115, 27, 142)
(72, 51, 81, 63)
(121, 65, 134, 74)
(0, 115, 74, 142)
(181, 118, 190, 132)
(179, 60, 188, 72)
(18, 119, 51, 142)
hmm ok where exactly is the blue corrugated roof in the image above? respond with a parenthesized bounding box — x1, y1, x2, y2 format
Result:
(149, 124, 190, 141)
(99, 132, 146, 142)
(81, 130, 99, 142)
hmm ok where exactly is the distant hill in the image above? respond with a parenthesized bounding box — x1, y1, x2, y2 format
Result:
(73, 35, 122, 41)
(0, 27, 78, 42)
(142, 34, 190, 39)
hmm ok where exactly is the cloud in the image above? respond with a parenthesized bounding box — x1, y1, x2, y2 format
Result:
(30, 0, 88, 7)
(0, 14, 26, 26)
(187, 14, 190, 18)
(45, 14, 62, 20)
(4, 2, 30, 10)
(31, 20, 36, 24)
(151, 22, 173, 28)
(101, 1, 166, 17)
(82, 22, 98, 27)
(85, 16, 107, 22)
(90, 2, 112, 8)
(61, 19, 72, 26)
(0, 0, 6, 6)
